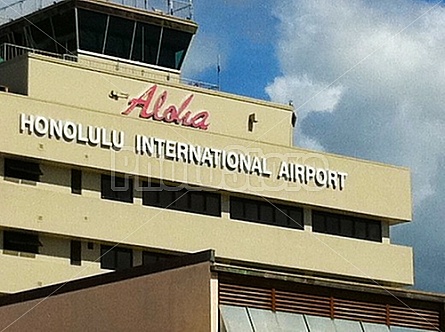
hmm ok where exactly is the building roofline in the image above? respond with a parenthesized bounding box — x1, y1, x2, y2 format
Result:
(0, 249, 215, 307)
(0, 250, 443, 313)
(0, 0, 198, 35)
(213, 263, 445, 304)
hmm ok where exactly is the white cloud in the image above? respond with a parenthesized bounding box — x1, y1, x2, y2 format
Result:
(266, 75, 343, 150)
(267, 0, 445, 292)
(266, 75, 344, 116)
(181, 32, 226, 79)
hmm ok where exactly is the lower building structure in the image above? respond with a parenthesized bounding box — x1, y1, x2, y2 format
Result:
(0, 250, 443, 331)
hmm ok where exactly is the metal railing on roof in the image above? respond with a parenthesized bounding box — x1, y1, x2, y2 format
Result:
(0, 0, 193, 24)
(0, 43, 219, 91)
(0, 43, 77, 62)
(181, 77, 219, 90)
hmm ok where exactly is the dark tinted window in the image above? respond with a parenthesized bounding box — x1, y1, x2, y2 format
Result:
(104, 16, 134, 59)
(158, 28, 192, 69)
(4, 158, 42, 182)
(3, 231, 41, 254)
(29, 17, 56, 52)
(312, 211, 382, 242)
(101, 174, 133, 203)
(78, 9, 108, 53)
(312, 213, 325, 233)
(230, 198, 244, 220)
(142, 251, 175, 266)
(288, 209, 303, 228)
(368, 223, 382, 242)
(230, 197, 303, 230)
(0, 9, 76, 55)
(100, 245, 132, 270)
(12, 31, 25, 46)
(131, 22, 161, 64)
(52, 9, 76, 53)
(355, 220, 367, 239)
(275, 209, 289, 227)
(326, 215, 340, 235)
(340, 218, 354, 237)
(142, 180, 221, 217)
(76, 9, 191, 70)
(245, 201, 258, 220)
(260, 205, 274, 224)
(71, 169, 82, 194)
(70, 240, 81, 266)
(0, 34, 9, 45)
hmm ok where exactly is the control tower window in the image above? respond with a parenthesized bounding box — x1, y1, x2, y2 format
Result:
(3, 9, 76, 55)
(29, 18, 56, 52)
(78, 10, 108, 54)
(104, 16, 134, 59)
(0, 4, 195, 70)
(131, 23, 161, 64)
(52, 11, 76, 53)
(158, 28, 192, 69)
(77, 9, 192, 70)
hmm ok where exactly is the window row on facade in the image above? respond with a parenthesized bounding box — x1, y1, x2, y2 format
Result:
(313, 211, 382, 242)
(2, 229, 176, 271)
(2, 157, 383, 242)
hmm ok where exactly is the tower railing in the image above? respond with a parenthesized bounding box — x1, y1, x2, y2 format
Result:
(0, 43, 218, 91)
(0, 0, 193, 24)
(0, 43, 77, 62)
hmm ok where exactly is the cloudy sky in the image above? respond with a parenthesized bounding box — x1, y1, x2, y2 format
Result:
(183, 0, 445, 293)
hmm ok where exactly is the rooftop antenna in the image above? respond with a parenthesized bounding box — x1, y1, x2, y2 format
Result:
(188, 0, 193, 20)
(166, 0, 193, 19)
(168, 0, 173, 15)
(289, 100, 297, 127)
(217, 54, 221, 90)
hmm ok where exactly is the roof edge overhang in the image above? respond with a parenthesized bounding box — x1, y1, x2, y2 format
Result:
(0, 249, 214, 307)
(0, 0, 198, 35)
(213, 262, 445, 304)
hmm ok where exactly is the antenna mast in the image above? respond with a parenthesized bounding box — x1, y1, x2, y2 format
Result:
(166, 0, 193, 19)
(217, 55, 221, 90)
(168, 0, 173, 15)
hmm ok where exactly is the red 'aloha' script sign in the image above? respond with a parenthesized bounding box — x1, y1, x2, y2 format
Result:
(122, 85, 210, 130)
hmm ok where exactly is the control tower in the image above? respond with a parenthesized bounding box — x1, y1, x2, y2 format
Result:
(0, 0, 196, 72)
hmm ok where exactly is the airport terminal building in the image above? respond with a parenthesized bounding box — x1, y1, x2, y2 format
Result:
(0, 0, 443, 330)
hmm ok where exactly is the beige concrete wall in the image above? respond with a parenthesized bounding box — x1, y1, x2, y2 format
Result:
(0, 262, 213, 332)
(26, 54, 294, 146)
(0, 179, 414, 286)
(77, 53, 181, 82)
(0, 234, 106, 292)
(0, 91, 411, 222)
(0, 54, 414, 288)
(0, 226, 147, 293)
